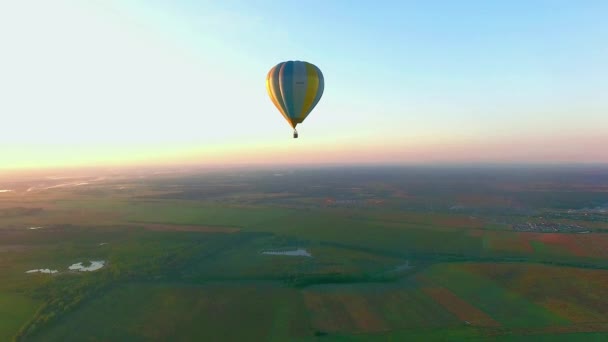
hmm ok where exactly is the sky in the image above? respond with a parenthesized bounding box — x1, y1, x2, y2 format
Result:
(1, 0, 607, 170)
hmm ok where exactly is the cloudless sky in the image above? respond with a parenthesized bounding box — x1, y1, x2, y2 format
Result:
(1, 0, 607, 170)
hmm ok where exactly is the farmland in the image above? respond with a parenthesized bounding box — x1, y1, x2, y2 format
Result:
(1, 165, 608, 341)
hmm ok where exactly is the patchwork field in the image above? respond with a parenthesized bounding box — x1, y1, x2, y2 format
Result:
(1, 166, 607, 341)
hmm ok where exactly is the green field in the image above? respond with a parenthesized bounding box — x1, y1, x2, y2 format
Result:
(1, 167, 608, 340)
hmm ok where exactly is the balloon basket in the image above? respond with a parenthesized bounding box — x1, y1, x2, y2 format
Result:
(293, 130, 298, 139)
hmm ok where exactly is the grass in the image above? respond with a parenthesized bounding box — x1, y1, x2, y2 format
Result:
(0, 293, 40, 342)
(35, 282, 311, 342)
(3, 170, 608, 341)
(462, 263, 608, 324)
(422, 263, 568, 328)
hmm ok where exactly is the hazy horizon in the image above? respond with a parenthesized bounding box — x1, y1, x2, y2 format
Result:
(2, 161, 608, 182)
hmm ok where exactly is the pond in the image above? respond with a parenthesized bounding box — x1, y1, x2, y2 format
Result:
(26, 269, 58, 274)
(68, 261, 106, 272)
(261, 248, 312, 257)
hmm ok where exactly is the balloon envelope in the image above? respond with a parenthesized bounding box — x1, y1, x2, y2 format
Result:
(266, 61, 324, 129)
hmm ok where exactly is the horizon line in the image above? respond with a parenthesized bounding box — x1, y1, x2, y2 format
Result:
(2, 160, 608, 178)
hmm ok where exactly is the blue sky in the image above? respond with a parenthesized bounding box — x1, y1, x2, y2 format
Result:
(1, 0, 606, 169)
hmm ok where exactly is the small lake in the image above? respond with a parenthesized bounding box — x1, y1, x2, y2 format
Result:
(262, 248, 312, 257)
(384, 261, 413, 275)
(26, 269, 58, 274)
(26, 261, 107, 274)
(391, 261, 412, 272)
(69, 261, 106, 272)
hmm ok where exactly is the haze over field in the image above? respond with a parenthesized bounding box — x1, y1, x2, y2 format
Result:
(1, 0, 607, 170)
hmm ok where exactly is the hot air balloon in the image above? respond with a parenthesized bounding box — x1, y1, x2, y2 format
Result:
(266, 61, 324, 138)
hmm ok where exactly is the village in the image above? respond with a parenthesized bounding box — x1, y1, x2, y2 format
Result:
(512, 221, 589, 233)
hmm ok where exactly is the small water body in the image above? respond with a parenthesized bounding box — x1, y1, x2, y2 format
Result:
(0, 189, 13, 193)
(28, 226, 44, 230)
(262, 248, 312, 257)
(385, 261, 413, 275)
(392, 261, 413, 272)
(45, 182, 89, 189)
(26, 269, 58, 274)
(69, 261, 105, 272)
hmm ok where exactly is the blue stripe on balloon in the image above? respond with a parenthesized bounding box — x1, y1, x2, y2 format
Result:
(279, 61, 296, 119)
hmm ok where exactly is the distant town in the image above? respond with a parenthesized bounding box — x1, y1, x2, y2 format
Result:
(512, 222, 589, 233)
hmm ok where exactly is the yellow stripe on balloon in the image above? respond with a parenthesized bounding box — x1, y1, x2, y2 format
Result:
(299, 63, 320, 123)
